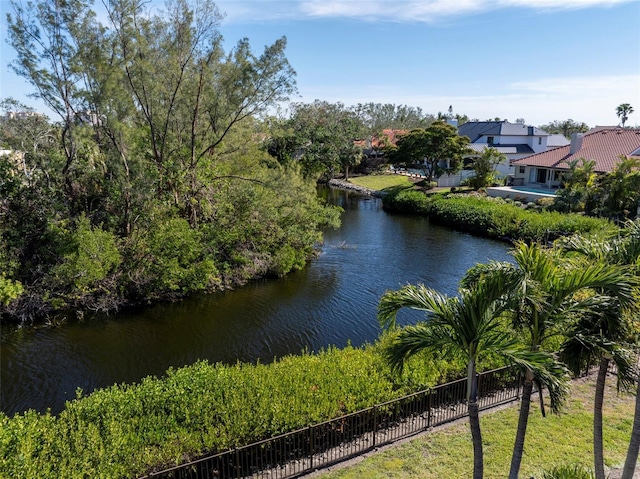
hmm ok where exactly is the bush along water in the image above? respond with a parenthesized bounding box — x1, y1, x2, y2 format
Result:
(0, 342, 470, 479)
(382, 190, 617, 242)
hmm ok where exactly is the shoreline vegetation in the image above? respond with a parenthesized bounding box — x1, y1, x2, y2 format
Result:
(2, 176, 638, 478)
(0, 342, 471, 478)
(1, 339, 635, 478)
(0, 176, 342, 327)
(331, 173, 618, 244)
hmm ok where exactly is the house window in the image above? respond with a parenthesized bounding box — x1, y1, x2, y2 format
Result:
(487, 136, 494, 145)
(538, 137, 542, 145)
(536, 168, 547, 183)
(519, 166, 525, 174)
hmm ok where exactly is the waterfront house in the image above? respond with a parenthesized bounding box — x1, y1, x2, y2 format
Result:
(510, 127, 640, 188)
(483, 127, 640, 203)
(436, 120, 569, 187)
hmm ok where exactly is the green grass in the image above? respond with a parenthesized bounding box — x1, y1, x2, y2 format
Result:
(318, 377, 636, 479)
(348, 174, 415, 191)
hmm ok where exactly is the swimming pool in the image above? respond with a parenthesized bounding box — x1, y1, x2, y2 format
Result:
(511, 186, 558, 195)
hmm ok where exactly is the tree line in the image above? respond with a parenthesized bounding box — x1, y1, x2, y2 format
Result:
(0, 0, 340, 323)
(0, 0, 479, 323)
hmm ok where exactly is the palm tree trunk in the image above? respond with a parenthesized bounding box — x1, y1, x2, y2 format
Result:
(467, 360, 484, 479)
(509, 371, 534, 479)
(469, 399, 484, 479)
(621, 377, 640, 479)
(594, 357, 609, 479)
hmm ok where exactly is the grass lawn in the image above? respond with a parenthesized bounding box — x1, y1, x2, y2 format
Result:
(314, 376, 636, 479)
(348, 174, 416, 191)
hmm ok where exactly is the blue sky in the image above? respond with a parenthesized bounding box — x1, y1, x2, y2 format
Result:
(2, 0, 639, 127)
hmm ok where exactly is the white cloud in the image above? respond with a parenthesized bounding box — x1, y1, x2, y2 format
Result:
(217, 0, 636, 24)
(297, 74, 640, 126)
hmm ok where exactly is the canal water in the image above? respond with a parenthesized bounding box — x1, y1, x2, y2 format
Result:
(0, 187, 511, 416)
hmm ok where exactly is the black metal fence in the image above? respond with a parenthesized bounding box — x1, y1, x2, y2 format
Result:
(140, 366, 522, 479)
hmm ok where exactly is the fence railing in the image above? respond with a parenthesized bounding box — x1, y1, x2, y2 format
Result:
(140, 365, 522, 479)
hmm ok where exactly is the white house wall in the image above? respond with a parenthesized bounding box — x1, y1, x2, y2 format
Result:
(512, 165, 563, 187)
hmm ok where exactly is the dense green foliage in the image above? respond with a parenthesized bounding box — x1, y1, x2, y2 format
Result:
(386, 122, 471, 183)
(467, 147, 506, 190)
(351, 103, 435, 132)
(382, 191, 616, 242)
(0, 0, 342, 323)
(0, 342, 469, 478)
(265, 101, 366, 179)
(381, 188, 432, 214)
(553, 156, 640, 222)
(265, 102, 437, 179)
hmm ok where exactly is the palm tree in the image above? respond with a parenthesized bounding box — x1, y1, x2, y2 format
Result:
(616, 103, 634, 128)
(622, 376, 640, 479)
(559, 301, 636, 479)
(378, 277, 560, 479)
(463, 242, 636, 479)
(561, 222, 640, 479)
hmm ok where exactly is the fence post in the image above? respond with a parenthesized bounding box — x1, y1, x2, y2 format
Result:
(309, 425, 314, 470)
(234, 447, 239, 479)
(426, 391, 433, 429)
(372, 406, 377, 449)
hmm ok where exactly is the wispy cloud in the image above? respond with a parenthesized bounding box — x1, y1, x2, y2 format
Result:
(218, 0, 636, 24)
(298, 74, 640, 126)
(511, 75, 640, 97)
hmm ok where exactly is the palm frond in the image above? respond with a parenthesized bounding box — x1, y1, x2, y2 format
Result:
(559, 234, 609, 261)
(384, 322, 460, 373)
(377, 284, 450, 330)
(460, 260, 518, 290)
(556, 262, 636, 310)
(500, 347, 570, 413)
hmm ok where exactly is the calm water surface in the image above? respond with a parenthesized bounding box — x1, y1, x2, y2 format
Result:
(1, 187, 511, 415)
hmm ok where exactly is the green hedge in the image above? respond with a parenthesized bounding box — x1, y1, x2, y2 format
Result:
(381, 189, 431, 214)
(0, 342, 468, 478)
(383, 191, 616, 242)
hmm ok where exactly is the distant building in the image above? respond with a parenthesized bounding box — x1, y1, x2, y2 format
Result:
(1, 111, 45, 122)
(434, 120, 570, 187)
(75, 110, 103, 126)
(511, 127, 640, 188)
(459, 120, 569, 175)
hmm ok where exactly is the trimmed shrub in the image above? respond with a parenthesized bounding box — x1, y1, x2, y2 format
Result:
(425, 195, 616, 242)
(382, 189, 431, 214)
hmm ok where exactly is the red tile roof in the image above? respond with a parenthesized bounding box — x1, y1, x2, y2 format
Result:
(511, 128, 640, 173)
(379, 129, 408, 146)
(355, 129, 408, 149)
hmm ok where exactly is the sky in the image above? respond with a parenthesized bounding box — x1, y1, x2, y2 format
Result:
(1, 0, 639, 128)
